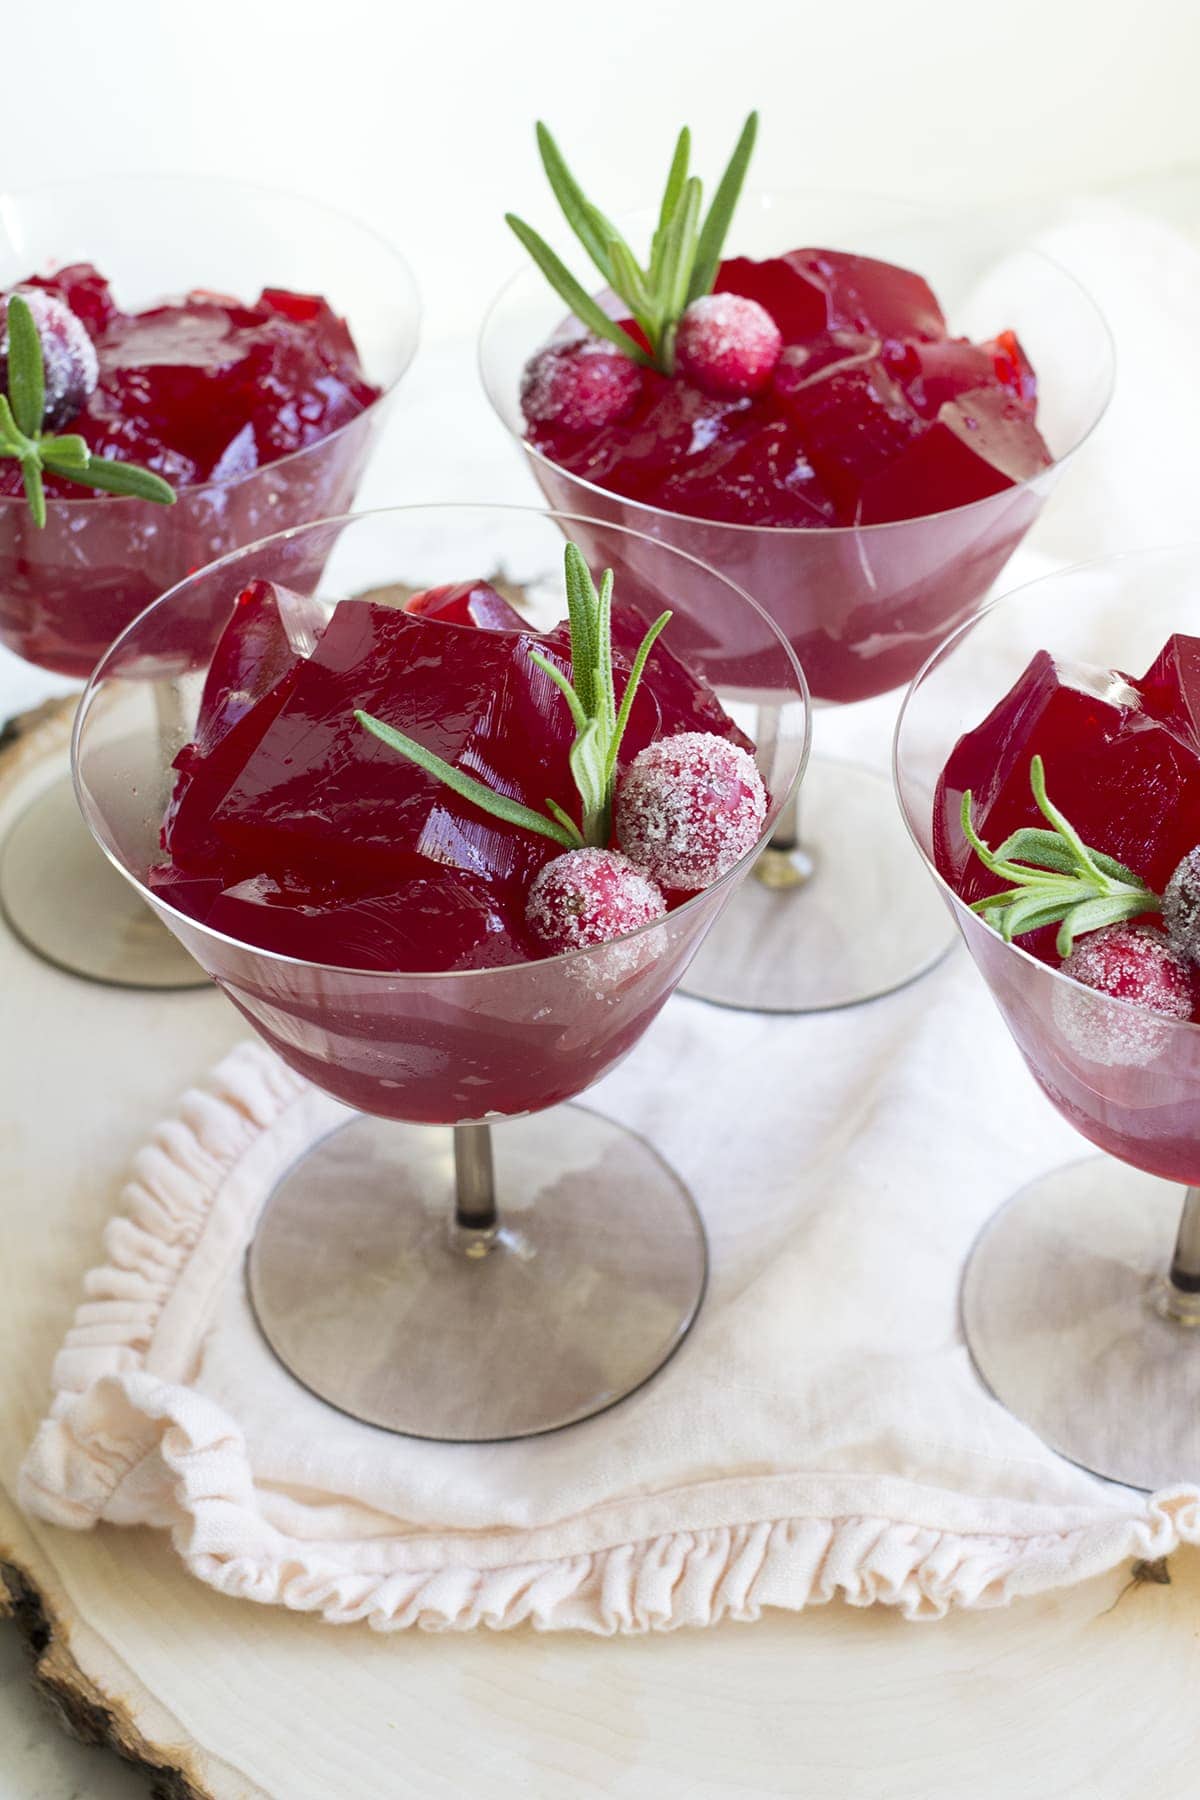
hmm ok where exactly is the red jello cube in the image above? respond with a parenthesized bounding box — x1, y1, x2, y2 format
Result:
(935, 648, 1200, 924)
(773, 334, 924, 521)
(884, 334, 1037, 420)
(205, 604, 661, 889)
(855, 387, 1051, 525)
(784, 250, 947, 344)
(198, 870, 535, 973)
(1138, 634, 1200, 757)
(164, 581, 323, 867)
(714, 256, 828, 342)
(404, 581, 528, 632)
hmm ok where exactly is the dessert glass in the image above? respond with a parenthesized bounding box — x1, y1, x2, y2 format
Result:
(0, 175, 419, 987)
(480, 193, 1114, 1011)
(73, 504, 810, 1441)
(895, 545, 1200, 1490)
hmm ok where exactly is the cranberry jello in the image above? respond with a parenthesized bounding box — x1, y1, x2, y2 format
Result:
(498, 116, 1086, 705)
(153, 548, 764, 975)
(0, 265, 383, 676)
(522, 257, 1049, 530)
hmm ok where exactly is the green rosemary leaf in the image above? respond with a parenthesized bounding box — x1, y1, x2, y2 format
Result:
(355, 711, 577, 850)
(1028, 754, 1101, 879)
(988, 828, 1080, 877)
(5, 295, 45, 439)
(562, 543, 600, 716)
(544, 796, 585, 847)
(606, 238, 654, 334)
(608, 611, 672, 781)
(505, 215, 653, 365)
(529, 648, 589, 733)
(664, 176, 704, 325)
(596, 568, 616, 732)
(654, 127, 692, 271)
(536, 122, 617, 286)
(569, 716, 609, 844)
(0, 392, 24, 451)
(62, 456, 176, 505)
(687, 110, 758, 304)
(38, 433, 90, 472)
(1055, 892, 1159, 958)
(20, 457, 45, 528)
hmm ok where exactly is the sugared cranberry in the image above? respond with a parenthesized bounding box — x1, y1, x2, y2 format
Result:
(1055, 924, 1194, 1067)
(1164, 846, 1200, 968)
(520, 338, 642, 433)
(616, 732, 767, 891)
(525, 848, 666, 953)
(674, 293, 782, 398)
(0, 288, 98, 430)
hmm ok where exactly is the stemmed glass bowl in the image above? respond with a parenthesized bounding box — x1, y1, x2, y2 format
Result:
(72, 504, 811, 1441)
(0, 175, 419, 986)
(480, 192, 1114, 1012)
(895, 544, 1200, 1490)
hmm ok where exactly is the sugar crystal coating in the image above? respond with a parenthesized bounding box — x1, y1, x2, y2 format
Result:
(520, 338, 643, 433)
(674, 293, 782, 398)
(1164, 846, 1200, 967)
(526, 848, 666, 953)
(1055, 925, 1193, 1068)
(616, 732, 767, 890)
(1, 288, 99, 430)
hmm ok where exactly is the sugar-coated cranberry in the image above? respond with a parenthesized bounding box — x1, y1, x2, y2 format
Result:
(674, 293, 782, 398)
(1055, 924, 1194, 1068)
(0, 288, 99, 430)
(1164, 846, 1200, 967)
(525, 848, 666, 953)
(520, 338, 643, 433)
(616, 731, 767, 891)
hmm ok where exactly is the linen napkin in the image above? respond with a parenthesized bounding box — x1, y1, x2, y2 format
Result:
(19, 204, 1200, 1633)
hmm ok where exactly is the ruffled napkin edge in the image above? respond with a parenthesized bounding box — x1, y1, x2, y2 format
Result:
(18, 1042, 1200, 1634)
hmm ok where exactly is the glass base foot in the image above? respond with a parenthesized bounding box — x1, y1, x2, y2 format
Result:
(247, 1106, 708, 1442)
(963, 1157, 1200, 1491)
(680, 756, 955, 1013)
(0, 776, 209, 989)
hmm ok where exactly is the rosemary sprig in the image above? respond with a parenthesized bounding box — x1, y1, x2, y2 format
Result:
(356, 542, 671, 850)
(0, 294, 175, 526)
(961, 755, 1161, 957)
(506, 112, 758, 375)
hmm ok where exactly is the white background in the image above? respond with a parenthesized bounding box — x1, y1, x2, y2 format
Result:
(3, 0, 1198, 342)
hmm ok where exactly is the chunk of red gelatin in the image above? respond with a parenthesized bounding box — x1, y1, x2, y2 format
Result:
(164, 581, 324, 866)
(935, 650, 1200, 945)
(205, 605, 662, 890)
(772, 333, 923, 518)
(783, 250, 947, 344)
(404, 582, 528, 632)
(201, 871, 536, 973)
(609, 607, 754, 749)
(1138, 634, 1200, 756)
(20, 265, 379, 495)
(715, 257, 828, 345)
(855, 386, 1051, 525)
(884, 333, 1037, 419)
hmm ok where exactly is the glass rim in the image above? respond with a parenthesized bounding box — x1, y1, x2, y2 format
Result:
(477, 187, 1116, 538)
(0, 170, 421, 509)
(892, 539, 1200, 1040)
(72, 499, 813, 985)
